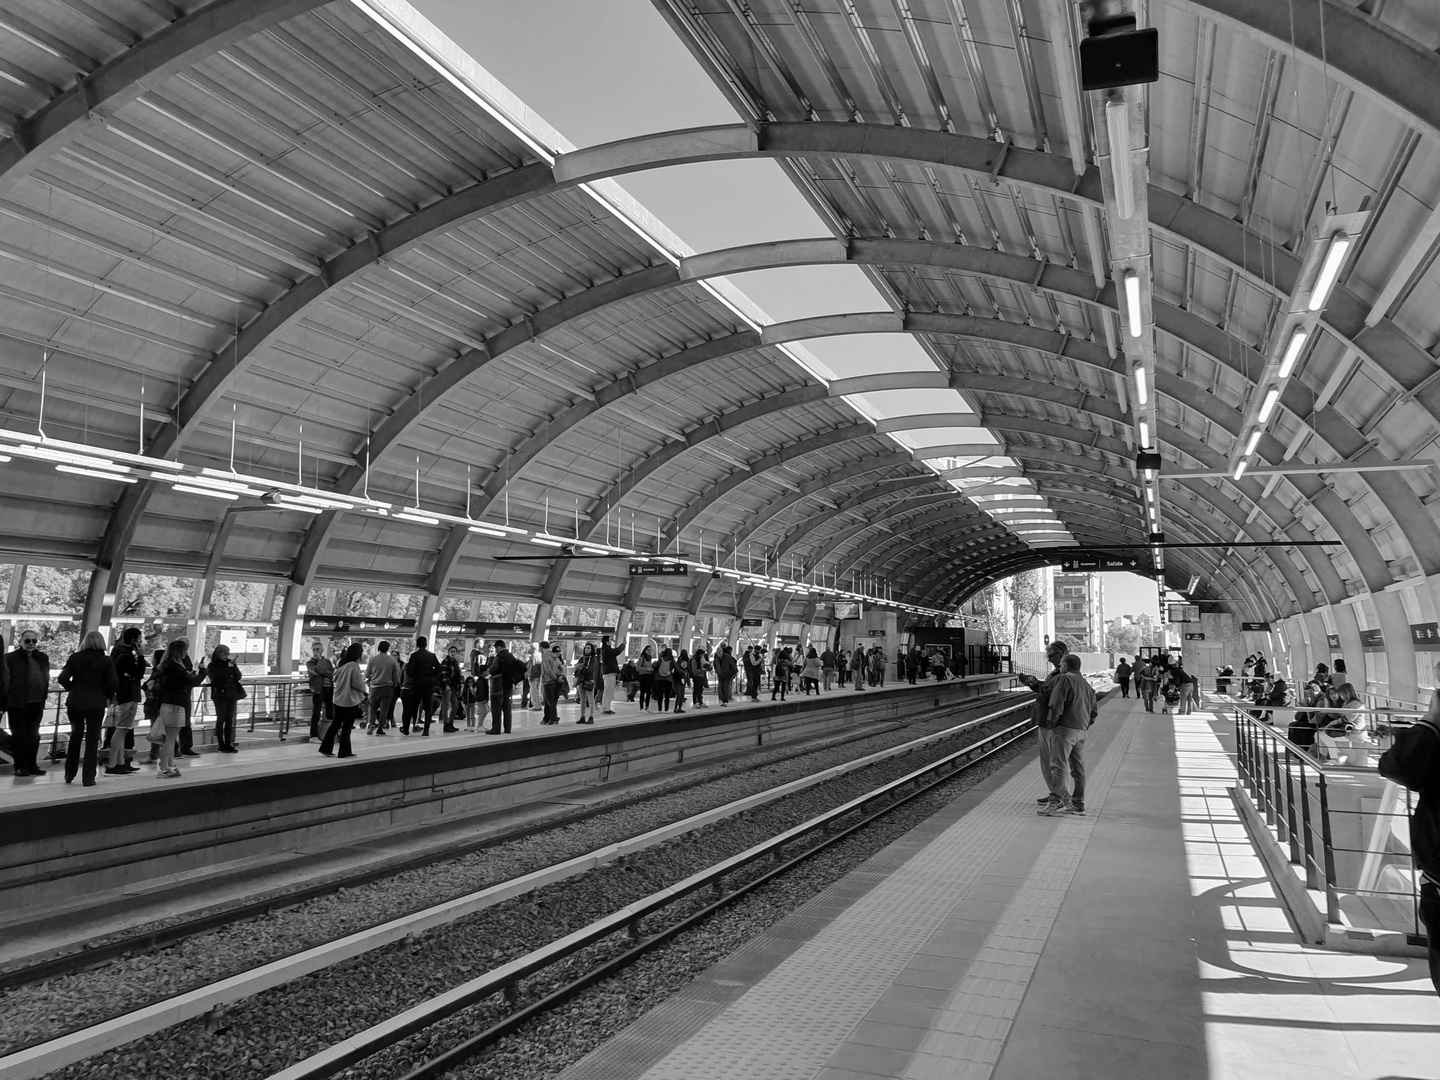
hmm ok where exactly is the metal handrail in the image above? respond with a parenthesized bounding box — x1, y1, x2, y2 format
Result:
(1233, 706, 1425, 946)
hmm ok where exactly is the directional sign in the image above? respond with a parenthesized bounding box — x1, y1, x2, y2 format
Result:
(629, 562, 688, 576)
(1056, 550, 1153, 573)
(435, 621, 529, 637)
(1241, 622, 1271, 632)
(1184, 632, 1205, 641)
(1411, 623, 1440, 652)
(304, 616, 416, 633)
(1360, 628, 1385, 652)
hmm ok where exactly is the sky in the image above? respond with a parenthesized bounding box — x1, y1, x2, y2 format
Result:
(412, 0, 1077, 556)
(1100, 571, 1161, 621)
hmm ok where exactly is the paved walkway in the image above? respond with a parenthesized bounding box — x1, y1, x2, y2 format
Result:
(561, 696, 1440, 1080)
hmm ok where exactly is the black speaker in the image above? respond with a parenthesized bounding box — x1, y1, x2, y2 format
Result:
(1079, 27, 1159, 90)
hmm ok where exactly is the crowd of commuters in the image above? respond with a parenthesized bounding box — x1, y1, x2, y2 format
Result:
(2, 627, 990, 787)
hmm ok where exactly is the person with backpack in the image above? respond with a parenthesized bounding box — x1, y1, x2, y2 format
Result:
(574, 641, 603, 724)
(620, 658, 640, 702)
(486, 639, 526, 734)
(540, 641, 565, 724)
(771, 648, 791, 701)
(672, 648, 692, 714)
(715, 643, 738, 706)
(403, 636, 440, 736)
(636, 647, 655, 710)
(691, 647, 710, 708)
(654, 648, 675, 712)
(1379, 667, 1440, 995)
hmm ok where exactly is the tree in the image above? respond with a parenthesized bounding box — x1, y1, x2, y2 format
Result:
(1009, 570, 1048, 650)
(1105, 623, 1141, 658)
(966, 584, 1011, 647)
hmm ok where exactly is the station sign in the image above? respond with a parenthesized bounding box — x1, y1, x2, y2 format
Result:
(1166, 602, 1199, 624)
(1241, 622, 1271, 632)
(304, 615, 416, 634)
(1360, 628, 1385, 652)
(739, 618, 764, 627)
(629, 562, 689, 576)
(1326, 633, 1341, 649)
(1056, 550, 1153, 573)
(1184, 632, 1205, 641)
(1411, 623, 1440, 652)
(435, 621, 530, 637)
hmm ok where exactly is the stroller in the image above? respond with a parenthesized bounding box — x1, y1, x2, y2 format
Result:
(1160, 684, 1181, 714)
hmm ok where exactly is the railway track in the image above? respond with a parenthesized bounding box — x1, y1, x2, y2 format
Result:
(3, 695, 1034, 1080)
(0, 687, 1019, 994)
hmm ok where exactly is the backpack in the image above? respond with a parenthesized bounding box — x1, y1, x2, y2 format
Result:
(657, 657, 672, 679)
(508, 654, 528, 688)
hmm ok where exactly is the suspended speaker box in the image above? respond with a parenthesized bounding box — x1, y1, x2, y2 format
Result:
(1079, 26, 1159, 90)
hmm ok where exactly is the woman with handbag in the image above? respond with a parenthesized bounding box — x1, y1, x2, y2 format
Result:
(320, 642, 365, 758)
(206, 644, 245, 753)
(57, 631, 117, 786)
(574, 642, 602, 724)
(153, 640, 204, 778)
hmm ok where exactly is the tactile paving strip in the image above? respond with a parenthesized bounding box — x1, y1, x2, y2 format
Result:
(561, 707, 1138, 1080)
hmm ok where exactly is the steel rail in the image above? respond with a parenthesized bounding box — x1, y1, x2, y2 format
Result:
(271, 713, 1036, 1080)
(0, 695, 1030, 1080)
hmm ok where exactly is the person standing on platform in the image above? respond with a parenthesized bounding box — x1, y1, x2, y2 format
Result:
(206, 644, 244, 753)
(104, 627, 145, 772)
(672, 648, 692, 714)
(6, 629, 50, 777)
(320, 642, 365, 758)
(852, 643, 866, 691)
(404, 636, 440, 736)
(600, 634, 622, 715)
(440, 646, 463, 732)
(895, 646, 906, 682)
(621, 657, 639, 701)
(154, 639, 204, 779)
(1137, 657, 1160, 712)
(304, 640, 334, 743)
(800, 647, 822, 695)
(1378, 664, 1440, 996)
(1171, 659, 1196, 716)
(906, 647, 921, 685)
(742, 646, 761, 701)
(365, 640, 401, 734)
(521, 643, 538, 711)
(820, 645, 836, 691)
(654, 649, 675, 712)
(1114, 656, 1132, 699)
(58, 631, 117, 786)
(1019, 640, 1068, 812)
(771, 648, 791, 701)
(691, 646, 710, 708)
(574, 641, 602, 724)
(539, 641, 564, 725)
(715, 643, 737, 705)
(636, 646, 655, 710)
(142, 647, 164, 764)
(485, 639, 522, 734)
(1038, 653, 1097, 816)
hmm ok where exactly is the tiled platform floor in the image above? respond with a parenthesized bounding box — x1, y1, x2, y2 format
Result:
(561, 696, 1440, 1080)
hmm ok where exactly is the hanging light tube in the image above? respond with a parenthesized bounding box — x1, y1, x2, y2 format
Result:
(394, 509, 441, 526)
(1257, 387, 1280, 423)
(57, 464, 137, 483)
(1106, 100, 1135, 220)
(1234, 459, 1249, 481)
(1245, 430, 1263, 456)
(1123, 271, 1143, 338)
(172, 483, 239, 501)
(468, 524, 508, 538)
(1138, 420, 1150, 447)
(1307, 232, 1352, 313)
(1277, 327, 1309, 380)
(1134, 366, 1148, 405)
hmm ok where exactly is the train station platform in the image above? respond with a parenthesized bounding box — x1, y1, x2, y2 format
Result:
(561, 696, 1440, 1080)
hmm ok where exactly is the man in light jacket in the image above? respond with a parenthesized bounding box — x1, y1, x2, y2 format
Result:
(365, 641, 402, 734)
(1019, 640, 1068, 813)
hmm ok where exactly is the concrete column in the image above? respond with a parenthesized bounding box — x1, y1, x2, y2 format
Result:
(615, 607, 634, 645)
(276, 583, 307, 675)
(1372, 589, 1416, 702)
(1330, 602, 1363, 681)
(765, 620, 778, 653)
(679, 613, 698, 652)
(531, 601, 553, 644)
(1421, 574, 1440, 626)
(1302, 611, 1330, 682)
(5, 564, 25, 612)
(81, 562, 122, 642)
(726, 617, 743, 652)
(417, 594, 440, 647)
(188, 511, 240, 652)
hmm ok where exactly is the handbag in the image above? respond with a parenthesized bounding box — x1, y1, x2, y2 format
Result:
(146, 714, 165, 744)
(558, 676, 571, 697)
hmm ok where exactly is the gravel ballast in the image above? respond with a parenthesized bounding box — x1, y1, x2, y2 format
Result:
(33, 717, 1029, 1080)
(4, 698, 1025, 1061)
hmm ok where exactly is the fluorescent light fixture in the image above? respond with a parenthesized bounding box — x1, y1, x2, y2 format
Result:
(11, 444, 128, 470)
(580, 546, 609, 555)
(1138, 420, 1150, 447)
(1277, 327, 1308, 380)
(1134, 366, 1148, 405)
(175, 474, 263, 496)
(1123, 271, 1142, 338)
(394, 510, 441, 526)
(1143, 468, 1154, 482)
(468, 524, 508, 538)
(1308, 233, 1351, 313)
(1245, 430, 1262, 456)
(274, 493, 351, 511)
(529, 536, 563, 547)
(172, 483, 239, 501)
(1258, 387, 1280, 423)
(57, 464, 136, 483)
(1234, 459, 1248, 481)
(1106, 100, 1134, 219)
(0, 455, 9, 462)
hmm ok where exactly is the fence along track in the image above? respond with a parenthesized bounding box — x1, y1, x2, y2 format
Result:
(270, 714, 1035, 1080)
(0, 697, 1030, 1080)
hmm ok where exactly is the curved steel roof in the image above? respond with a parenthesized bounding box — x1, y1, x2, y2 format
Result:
(1, 0, 1439, 662)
